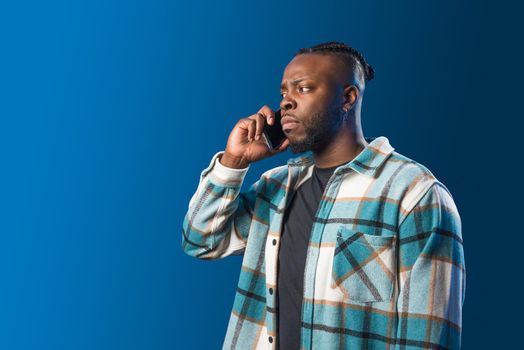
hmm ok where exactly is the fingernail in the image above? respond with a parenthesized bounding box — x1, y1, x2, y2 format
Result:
(255, 135, 260, 140)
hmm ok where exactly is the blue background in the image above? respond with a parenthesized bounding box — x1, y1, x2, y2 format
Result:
(1, 0, 522, 349)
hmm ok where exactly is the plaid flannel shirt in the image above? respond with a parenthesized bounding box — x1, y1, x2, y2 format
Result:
(182, 136, 466, 350)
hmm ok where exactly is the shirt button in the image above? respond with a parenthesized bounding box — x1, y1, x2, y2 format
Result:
(268, 336, 273, 343)
(272, 239, 277, 246)
(269, 288, 273, 295)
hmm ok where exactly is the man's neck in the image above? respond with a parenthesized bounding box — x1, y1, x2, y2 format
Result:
(312, 126, 367, 169)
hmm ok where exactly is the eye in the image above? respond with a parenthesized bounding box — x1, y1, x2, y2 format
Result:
(298, 86, 311, 93)
(280, 92, 286, 98)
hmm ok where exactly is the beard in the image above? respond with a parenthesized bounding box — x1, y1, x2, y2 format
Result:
(288, 105, 344, 154)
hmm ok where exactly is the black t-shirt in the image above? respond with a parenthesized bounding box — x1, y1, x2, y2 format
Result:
(276, 163, 341, 350)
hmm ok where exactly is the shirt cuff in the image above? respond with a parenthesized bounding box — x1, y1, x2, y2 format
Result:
(204, 151, 250, 186)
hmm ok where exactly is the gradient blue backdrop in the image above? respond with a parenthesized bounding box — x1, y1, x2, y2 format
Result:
(1, 0, 522, 349)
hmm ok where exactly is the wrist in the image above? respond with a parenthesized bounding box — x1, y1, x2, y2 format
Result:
(220, 152, 250, 169)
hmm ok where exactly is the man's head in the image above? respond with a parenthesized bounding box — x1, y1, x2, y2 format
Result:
(279, 42, 374, 154)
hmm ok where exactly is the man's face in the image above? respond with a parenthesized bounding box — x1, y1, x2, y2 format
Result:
(279, 53, 347, 154)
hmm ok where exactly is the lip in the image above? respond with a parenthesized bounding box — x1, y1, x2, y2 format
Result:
(282, 122, 299, 133)
(281, 114, 298, 122)
(281, 115, 299, 128)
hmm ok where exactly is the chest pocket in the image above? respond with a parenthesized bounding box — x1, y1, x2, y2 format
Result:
(331, 227, 397, 303)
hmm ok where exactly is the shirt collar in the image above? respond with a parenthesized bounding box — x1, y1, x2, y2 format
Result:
(286, 136, 395, 178)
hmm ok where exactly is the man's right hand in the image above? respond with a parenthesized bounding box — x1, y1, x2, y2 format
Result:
(220, 105, 290, 169)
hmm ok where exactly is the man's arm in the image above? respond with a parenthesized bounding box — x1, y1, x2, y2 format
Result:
(395, 182, 466, 349)
(181, 151, 262, 259)
(181, 106, 289, 260)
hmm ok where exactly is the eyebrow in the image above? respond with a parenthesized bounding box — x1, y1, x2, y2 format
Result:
(280, 77, 311, 89)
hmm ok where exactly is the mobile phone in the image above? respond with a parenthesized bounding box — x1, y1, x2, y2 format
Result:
(262, 109, 287, 150)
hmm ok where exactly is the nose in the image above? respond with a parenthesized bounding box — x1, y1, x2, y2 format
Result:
(280, 95, 296, 112)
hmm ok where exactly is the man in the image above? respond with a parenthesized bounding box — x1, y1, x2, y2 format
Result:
(182, 42, 465, 349)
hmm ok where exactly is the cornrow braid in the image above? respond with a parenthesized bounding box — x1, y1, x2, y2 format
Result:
(296, 41, 375, 82)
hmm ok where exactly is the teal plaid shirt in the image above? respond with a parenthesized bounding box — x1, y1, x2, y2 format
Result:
(182, 136, 466, 350)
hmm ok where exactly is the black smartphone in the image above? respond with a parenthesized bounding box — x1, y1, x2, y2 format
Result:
(262, 109, 287, 150)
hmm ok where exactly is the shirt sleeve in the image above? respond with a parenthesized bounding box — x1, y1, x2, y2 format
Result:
(181, 151, 263, 260)
(395, 182, 466, 349)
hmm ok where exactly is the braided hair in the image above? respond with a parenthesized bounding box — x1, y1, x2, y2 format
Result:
(296, 41, 375, 84)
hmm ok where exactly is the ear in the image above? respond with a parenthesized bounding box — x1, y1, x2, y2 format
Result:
(342, 85, 358, 112)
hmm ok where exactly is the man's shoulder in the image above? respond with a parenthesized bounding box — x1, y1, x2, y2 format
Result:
(260, 163, 289, 182)
(381, 149, 455, 212)
(259, 151, 312, 181)
(374, 149, 437, 196)
(385, 150, 437, 182)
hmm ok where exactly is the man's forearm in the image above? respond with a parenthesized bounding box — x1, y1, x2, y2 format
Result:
(182, 151, 251, 259)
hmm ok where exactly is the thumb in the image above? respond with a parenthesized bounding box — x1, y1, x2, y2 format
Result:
(272, 138, 290, 153)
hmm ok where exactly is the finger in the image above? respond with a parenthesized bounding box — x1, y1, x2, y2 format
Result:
(247, 119, 256, 142)
(254, 113, 266, 141)
(273, 138, 290, 153)
(257, 105, 275, 126)
(240, 118, 253, 142)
